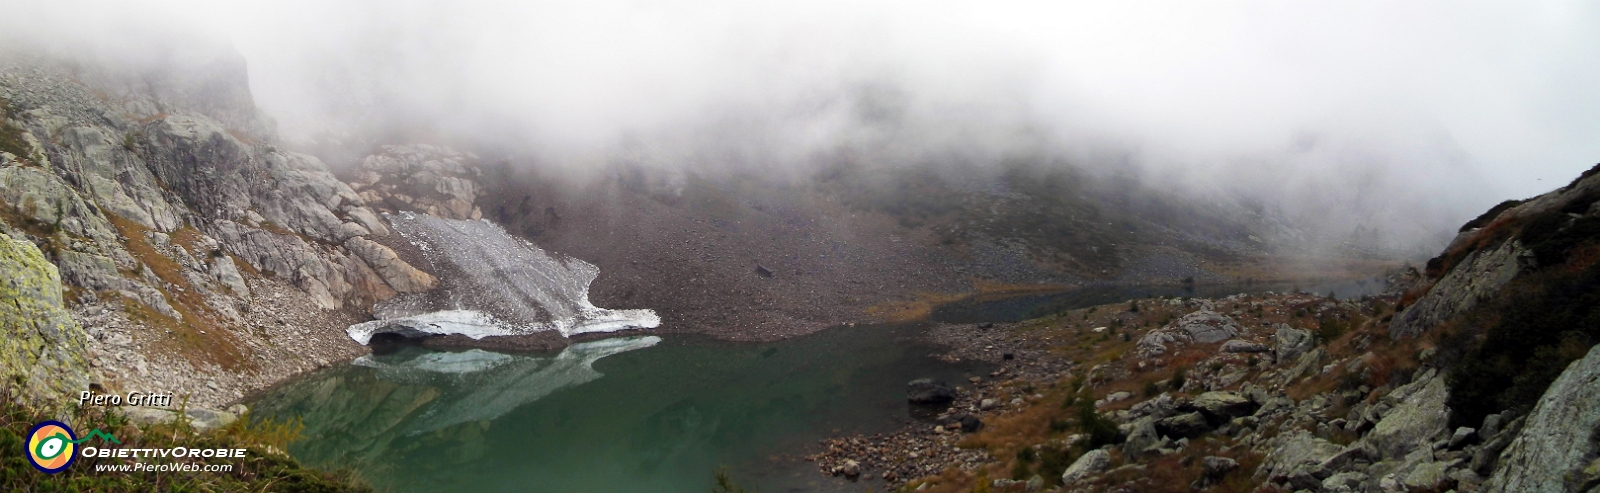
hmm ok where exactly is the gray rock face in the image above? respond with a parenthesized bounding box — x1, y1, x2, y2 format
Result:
(1256, 430, 1344, 484)
(1121, 417, 1160, 459)
(1273, 325, 1315, 363)
(1389, 240, 1533, 339)
(1156, 411, 1211, 439)
(0, 56, 399, 318)
(1136, 310, 1240, 357)
(1364, 369, 1450, 461)
(351, 145, 483, 220)
(1221, 340, 1270, 353)
(1061, 448, 1111, 485)
(1483, 345, 1600, 493)
(1185, 391, 1258, 425)
(345, 236, 437, 293)
(0, 233, 91, 407)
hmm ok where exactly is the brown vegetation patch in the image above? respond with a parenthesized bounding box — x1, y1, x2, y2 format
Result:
(105, 213, 250, 370)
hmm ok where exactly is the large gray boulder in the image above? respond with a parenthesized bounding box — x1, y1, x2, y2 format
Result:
(1156, 411, 1211, 439)
(1482, 345, 1600, 493)
(1120, 417, 1160, 459)
(0, 233, 91, 407)
(1185, 391, 1258, 425)
(1364, 369, 1450, 460)
(1256, 430, 1344, 485)
(1061, 448, 1111, 485)
(1273, 324, 1315, 363)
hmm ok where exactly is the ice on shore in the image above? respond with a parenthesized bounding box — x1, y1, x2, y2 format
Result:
(346, 212, 660, 345)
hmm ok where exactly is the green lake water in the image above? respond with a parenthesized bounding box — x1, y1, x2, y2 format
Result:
(250, 323, 988, 493)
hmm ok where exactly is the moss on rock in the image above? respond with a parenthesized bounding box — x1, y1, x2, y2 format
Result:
(0, 231, 90, 408)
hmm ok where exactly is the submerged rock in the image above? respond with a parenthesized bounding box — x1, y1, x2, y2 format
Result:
(907, 379, 956, 404)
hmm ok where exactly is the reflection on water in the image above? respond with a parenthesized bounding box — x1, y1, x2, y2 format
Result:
(350, 336, 662, 435)
(251, 325, 988, 493)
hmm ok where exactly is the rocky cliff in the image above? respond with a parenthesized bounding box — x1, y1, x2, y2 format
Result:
(0, 48, 437, 407)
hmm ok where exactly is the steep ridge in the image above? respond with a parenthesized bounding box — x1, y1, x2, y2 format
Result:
(0, 48, 427, 408)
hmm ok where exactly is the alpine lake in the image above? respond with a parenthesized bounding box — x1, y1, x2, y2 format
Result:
(250, 279, 1385, 493)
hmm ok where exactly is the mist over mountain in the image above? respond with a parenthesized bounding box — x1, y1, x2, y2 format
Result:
(9, 1, 1598, 257)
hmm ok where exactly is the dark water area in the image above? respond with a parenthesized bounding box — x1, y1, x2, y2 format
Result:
(931, 278, 1388, 324)
(249, 323, 989, 493)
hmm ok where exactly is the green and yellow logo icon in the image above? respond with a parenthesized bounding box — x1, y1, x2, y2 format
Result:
(27, 420, 78, 473)
(26, 420, 118, 474)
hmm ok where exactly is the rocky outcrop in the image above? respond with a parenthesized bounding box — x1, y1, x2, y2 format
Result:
(0, 232, 90, 406)
(350, 145, 483, 220)
(1257, 430, 1344, 487)
(0, 46, 436, 408)
(1136, 310, 1240, 357)
(345, 236, 436, 293)
(1482, 345, 1600, 493)
(1390, 239, 1533, 338)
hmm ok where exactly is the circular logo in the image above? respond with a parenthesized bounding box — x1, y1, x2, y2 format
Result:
(26, 420, 77, 474)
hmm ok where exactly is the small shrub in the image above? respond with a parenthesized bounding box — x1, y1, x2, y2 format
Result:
(711, 466, 754, 493)
(1142, 381, 1160, 397)
(1076, 402, 1119, 449)
(1170, 369, 1187, 391)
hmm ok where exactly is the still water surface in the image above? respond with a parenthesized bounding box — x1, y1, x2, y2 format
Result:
(251, 323, 987, 493)
(254, 278, 1385, 492)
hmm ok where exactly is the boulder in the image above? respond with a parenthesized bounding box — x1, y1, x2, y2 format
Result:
(0, 234, 92, 407)
(1221, 340, 1270, 353)
(956, 414, 984, 433)
(1274, 325, 1315, 363)
(1448, 427, 1478, 449)
(1156, 411, 1211, 439)
(1321, 471, 1370, 493)
(940, 413, 984, 433)
(1483, 345, 1600, 493)
(1402, 459, 1463, 491)
(1256, 430, 1344, 483)
(1202, 456, 1238, 479)
(1061, 449, 1111, 485)
(907, 379, 956, 404)
(1365, 370, 1450, 460)
(1120, 417, 1160, 459)
(1186, 391, 1258, 425)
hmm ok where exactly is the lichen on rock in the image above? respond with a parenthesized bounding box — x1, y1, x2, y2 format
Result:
(0, 231, 90, 407)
